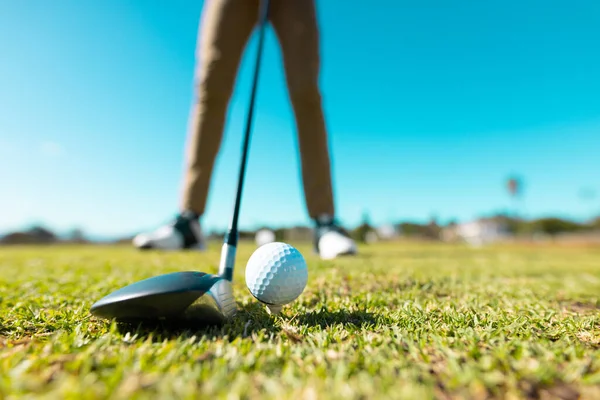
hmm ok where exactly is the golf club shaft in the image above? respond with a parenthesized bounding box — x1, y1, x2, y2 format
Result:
(219, 0, 270, 281)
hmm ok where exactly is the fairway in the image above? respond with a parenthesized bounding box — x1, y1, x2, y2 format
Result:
(1, 242, 599, 399)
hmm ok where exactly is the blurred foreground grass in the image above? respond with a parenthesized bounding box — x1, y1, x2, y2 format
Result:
(1, 242, 599, 399)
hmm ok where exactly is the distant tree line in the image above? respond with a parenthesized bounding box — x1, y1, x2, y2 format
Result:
(350, 214, 600, 243)
(0, 226, 89, 245)
(2, 214, 600, 245)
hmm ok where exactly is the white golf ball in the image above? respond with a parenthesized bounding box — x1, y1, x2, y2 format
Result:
(255, 229, 276, 247)
(245, 242, 308, 306)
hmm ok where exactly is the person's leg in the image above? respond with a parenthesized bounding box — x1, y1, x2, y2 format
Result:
(134, 0, 259, 250)
(269, 0, 333, 219)
(181, 0, 259, 216)
(269, 0, 356, 259)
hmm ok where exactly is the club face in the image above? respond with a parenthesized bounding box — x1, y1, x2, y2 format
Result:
(90, 271, 237, 326)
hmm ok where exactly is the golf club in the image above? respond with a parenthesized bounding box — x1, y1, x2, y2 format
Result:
(90, 0, 271, 326)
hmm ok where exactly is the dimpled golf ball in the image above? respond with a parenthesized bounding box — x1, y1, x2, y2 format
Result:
(245, 242, 308, 306)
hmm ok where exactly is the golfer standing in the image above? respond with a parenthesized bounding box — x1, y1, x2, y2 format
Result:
(134, 0, 357, 260)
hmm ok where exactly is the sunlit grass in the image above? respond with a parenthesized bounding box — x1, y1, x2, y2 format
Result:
(1, 242, 599, 399)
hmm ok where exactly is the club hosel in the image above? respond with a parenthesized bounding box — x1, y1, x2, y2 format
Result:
(224, 229, 238, 246)
(218, 242, 236, 281)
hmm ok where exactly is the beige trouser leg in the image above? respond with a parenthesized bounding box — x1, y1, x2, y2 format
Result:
(181, 0, 335, 219)
(270, 0, 334, 219)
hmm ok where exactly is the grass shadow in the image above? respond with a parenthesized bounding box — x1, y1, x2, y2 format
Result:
(295, 309, 378, 329)
(111, 307, 381, 342)
(112, 301, 279, 342)
(105, 300, 383, 342)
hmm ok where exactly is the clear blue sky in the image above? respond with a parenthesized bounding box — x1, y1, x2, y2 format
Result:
(1, 0, 599, 238)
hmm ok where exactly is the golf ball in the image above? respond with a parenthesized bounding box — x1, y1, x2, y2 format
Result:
(255, 229, 276, 247)
(245, 242, 308, 306)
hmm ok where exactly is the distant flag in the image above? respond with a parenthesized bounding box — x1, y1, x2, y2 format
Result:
(506, 175, 524, 219)
(507, 176, 522, 198)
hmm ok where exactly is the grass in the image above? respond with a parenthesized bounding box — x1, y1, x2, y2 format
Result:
(1, 241, 599, 399)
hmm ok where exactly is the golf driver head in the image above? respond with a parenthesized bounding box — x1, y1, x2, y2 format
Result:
(90, 271, 237, 326)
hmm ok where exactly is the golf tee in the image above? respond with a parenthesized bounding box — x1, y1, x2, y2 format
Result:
(266, 304, 283, 315)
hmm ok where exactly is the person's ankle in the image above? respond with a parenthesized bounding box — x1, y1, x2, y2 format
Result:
(179, 210, 200, 220)
(314, 214, 335, 227)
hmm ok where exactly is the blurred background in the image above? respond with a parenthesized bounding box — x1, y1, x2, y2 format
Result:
(1, 0, 599, 247)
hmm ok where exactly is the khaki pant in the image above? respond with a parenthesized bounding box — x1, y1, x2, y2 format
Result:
(181, 0, 334, 219)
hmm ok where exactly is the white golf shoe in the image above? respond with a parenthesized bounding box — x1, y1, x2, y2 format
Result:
(314, 215, 357, 260)
(133, 211, 206, 251)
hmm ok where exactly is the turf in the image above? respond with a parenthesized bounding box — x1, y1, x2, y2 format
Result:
(1, 242, 599, 399)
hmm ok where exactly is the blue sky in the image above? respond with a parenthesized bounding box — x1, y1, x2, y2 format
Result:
(1, 0, 599, 238)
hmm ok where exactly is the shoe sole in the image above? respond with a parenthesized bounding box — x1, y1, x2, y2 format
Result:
(315, 248, 358, 260)
(136, 243, 205, 251)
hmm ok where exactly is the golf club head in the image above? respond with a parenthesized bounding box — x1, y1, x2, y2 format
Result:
(90, 271, 237, 326)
